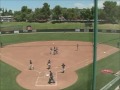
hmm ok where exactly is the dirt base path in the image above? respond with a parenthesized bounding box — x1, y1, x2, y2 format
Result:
(0, 41, 119, 90)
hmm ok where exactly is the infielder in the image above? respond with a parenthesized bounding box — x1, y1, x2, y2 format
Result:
(61, 63, 66, 73)
(50, 47, 52, 54)
(77, 44, 79, 51)
(47, 59, 51, 70)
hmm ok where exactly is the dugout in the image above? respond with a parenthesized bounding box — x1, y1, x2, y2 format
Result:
(26, 25, 32, 32)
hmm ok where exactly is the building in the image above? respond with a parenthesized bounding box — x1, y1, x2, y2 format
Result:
(0, 15, 14, 22)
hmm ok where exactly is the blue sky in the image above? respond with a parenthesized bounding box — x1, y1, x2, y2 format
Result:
(0, 0, 93, 11)
(1, 0, 120, 11)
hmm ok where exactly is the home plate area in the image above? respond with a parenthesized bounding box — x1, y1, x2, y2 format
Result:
(35, 71, 57, 86)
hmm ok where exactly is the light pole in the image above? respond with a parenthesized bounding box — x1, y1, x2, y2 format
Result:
(92, 0, 98, 90)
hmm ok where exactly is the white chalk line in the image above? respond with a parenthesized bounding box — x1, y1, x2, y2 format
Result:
(0, 52, 57, 87)
(35, 71, 41, 86)
(0, 53, 27, 70)
(35, 71, 57, 86)
(0, 53, 42, 72)
(38, 47, 118, 73)
(97, 48, 119, 60)
(63, 48, 119, 71)
(0, 46, 119, 87)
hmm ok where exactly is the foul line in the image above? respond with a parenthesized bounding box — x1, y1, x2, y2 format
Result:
(35, 71, 57, 86)
(63, 48, 119, 71)
(0, 53, 26, 71)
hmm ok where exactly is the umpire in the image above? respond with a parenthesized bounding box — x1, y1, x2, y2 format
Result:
(47, 59, 51, 70)
(48, 71, 55, 84)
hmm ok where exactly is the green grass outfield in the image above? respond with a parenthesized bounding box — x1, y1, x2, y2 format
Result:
(63, 51, 120, 90)
(1, 22, 120, 30)
(0, 32, 120, 90)
(0, 61, 26, 90)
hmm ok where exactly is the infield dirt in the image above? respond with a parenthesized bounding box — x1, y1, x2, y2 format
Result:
(0, 41, 119, 90)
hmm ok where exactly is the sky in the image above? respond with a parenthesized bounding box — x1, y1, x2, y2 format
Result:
(0, 0, 120, 11)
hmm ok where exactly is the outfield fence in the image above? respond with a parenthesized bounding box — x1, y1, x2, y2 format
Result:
(0, 28, 120, 34)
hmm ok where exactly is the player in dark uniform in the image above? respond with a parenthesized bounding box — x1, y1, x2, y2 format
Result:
(48, 71, 55, 84)
(29, 60, 34, 70)
(56, 47, 58, 54)
(47, 59, 51, 70)
(50, 47, 52, 54)
(77, 44, 79, 51)
(54, 47, 56, 54)
(61, 63, 66, 73)
(53, 47, 56, 55)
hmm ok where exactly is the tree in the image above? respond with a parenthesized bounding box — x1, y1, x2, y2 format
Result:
(61, 8, 68, 20)
(0, 8, 2, 11)
(14, 11, 22, 21)
(8, 10, 13, 15)
(34, 8, 41, 20)
(98, 9, 106, 20)
(20, 6, 32, 21)
(67, 8, 78, 20)
(1, 8, 5, 16)
(80, 8, 92, 20)
(103, 1, 117, 23)
(115, 5, 120, 23)
(90, 7, 94, 19)
(26, 12, 34, 22)
(4, 9, 8, 16)
(0, 8, 13, 16)
(8, 1, 120, 23)
(52, 5, 62, 20)
(40, 3, 51, 20)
